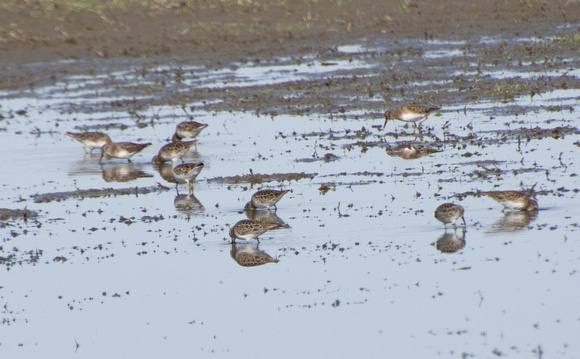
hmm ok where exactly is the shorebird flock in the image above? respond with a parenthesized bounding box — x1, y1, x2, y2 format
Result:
(66, 120, 293, 245)
(381, 103, 539, 233)
(67, 103, 540, 247)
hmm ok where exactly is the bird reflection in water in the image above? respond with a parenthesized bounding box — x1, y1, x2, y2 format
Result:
(386, 144, 441, 160)
(245, 209, 289, 228)
(83, 153, 105, 162)
(154, 154, 204, 186)
(230, 242, 279, 267)
(101, 163, 153, 183)
(488, 210, 538, 233)
(174, 193, 204, 212)
(154, 163, 176, 184)
(435, 228, 466, 253)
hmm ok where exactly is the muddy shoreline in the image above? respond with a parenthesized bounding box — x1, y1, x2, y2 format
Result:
(0, 0, 579, 352)
(1, 0, 578, 90)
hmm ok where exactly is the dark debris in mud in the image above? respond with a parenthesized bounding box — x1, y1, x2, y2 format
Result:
(31, 185, 170, 204)
(208, 172, 317, 185)
(3, 28, 577, 125)
(0, 208, 38, 222)
(338, 124, 580, 162)
(0, 248, 43, 270)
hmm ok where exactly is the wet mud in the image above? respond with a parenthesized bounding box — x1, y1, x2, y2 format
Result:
(1, 0, 580, 358)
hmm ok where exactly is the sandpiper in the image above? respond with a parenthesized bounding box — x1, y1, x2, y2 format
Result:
(383, 103, 440, 130)
(480, 184, 538, 212)
(172, 162, 204, 195)
(244, 189, 290, 211)
(100, 142, 151, 163)
(66, 132, 111, 153)
(434, 203, 466, 230)
(230, 243, 279, 267)
(172, 121, 208, 142)
(151, 141, 197, 164)
(229, 219, 284, 243)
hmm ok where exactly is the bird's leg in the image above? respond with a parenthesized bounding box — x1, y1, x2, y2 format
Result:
(417, 118, 427, 131)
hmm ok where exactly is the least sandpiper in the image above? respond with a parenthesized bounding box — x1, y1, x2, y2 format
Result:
(230, 243, 279, 267)
(172, 121, 208, 142)
(480, 184, 537, 212)
(100, 142, 151, 163)
(229, 219, 284, 243)
(172, 162, 204, 195)
(434, 203, 466, 230)
(383, 103, 440, 130)
(151, 141, 197, 164)
(244, 189, 291, 211)
(66, 132, 111, 153)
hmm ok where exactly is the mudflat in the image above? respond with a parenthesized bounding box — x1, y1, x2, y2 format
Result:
(0, 0, 577, 63)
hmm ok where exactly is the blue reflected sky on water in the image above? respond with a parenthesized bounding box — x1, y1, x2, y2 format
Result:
(0, 38, 579, 358)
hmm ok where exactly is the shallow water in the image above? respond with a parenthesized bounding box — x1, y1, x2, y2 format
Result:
(1, 35, 579, 358)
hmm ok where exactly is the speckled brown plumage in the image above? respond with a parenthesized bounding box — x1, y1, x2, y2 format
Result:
(100, 141, 151, 163)
(172, 162, 204, 195)
(229, 219, 284, 242)
(151, 141, 197, 164)
(66, 131, 111, 153)
(244, 189, 290, 210)
(434, 203, 466, 230)
(480, 184, 537, 211)
(172, 121, 208, 142)
(383, 103, 440, 129)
